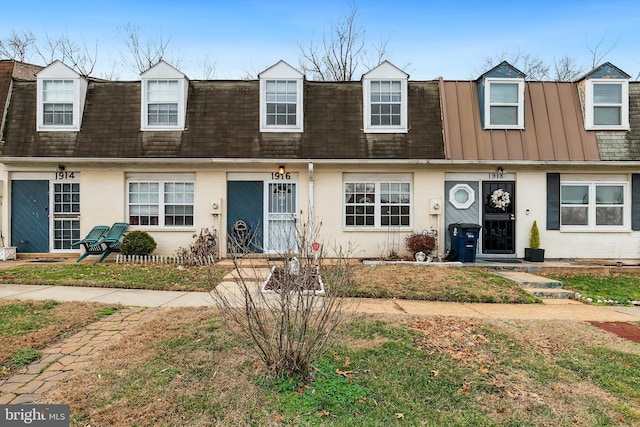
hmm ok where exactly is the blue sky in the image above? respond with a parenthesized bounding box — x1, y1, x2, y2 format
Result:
(3, 0, 639, 80)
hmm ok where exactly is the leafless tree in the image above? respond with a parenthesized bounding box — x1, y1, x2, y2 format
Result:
(552, 54, 583, 81)
(0, 29, 36, 62)
(213, 217, 357, 377)
(120, 23, 181, 74)
(586, 36, 616, 70)
(298, 5, 388, 81)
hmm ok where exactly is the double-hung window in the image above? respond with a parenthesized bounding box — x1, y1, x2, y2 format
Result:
(128, 181, 194, 227)
(36, 61, 85, 132)
(585, 79, 629, 130)
(344, 181, 411, 228)
(560, 182, 626, 229)
(265, 80, 297, 126)
(42, 80, 74, 126)
(259, 60, 304, 132)
(146, 80, 179, 127)
(362, 61, 408, 133)
(484, 78, 525, 129)
(370, 80, 402, 127)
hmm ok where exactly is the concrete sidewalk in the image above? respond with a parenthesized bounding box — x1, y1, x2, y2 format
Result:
(0, 283, 638, 322)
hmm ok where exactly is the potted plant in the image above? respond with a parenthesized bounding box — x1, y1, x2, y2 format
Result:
(524, 220, 545, 262)
(405, 231, 436, 262)
(0, 233, 16, 261)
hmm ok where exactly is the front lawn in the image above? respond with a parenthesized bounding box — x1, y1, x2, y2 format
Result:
(547, 272, 640, 305)
(41, 307, 640, 426)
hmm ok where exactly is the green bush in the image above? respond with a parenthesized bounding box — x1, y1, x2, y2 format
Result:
(121, 231, 157, 256)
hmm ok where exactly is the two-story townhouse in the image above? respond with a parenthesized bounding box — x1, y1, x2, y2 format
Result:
(441, 61, 640, 261)
(0, 60, 446, 259)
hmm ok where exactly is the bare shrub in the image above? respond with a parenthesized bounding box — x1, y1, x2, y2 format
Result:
(175, 228, 217, 265)
(404, 231, 437, 255)
(212, 217, 356, 377)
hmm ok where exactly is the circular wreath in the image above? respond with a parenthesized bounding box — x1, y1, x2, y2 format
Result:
(490, 188, 510, 211)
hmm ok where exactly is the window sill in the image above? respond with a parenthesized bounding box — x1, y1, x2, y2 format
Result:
(343, 226, 412, 231)
(363, 127, 408, 134)
(128, 226, 196, 232)
(560, 227, 630, 233)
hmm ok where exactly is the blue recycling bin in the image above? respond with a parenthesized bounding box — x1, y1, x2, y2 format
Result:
(448, 223, 482, 263)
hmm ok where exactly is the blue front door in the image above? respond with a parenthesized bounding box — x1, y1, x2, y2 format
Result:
(227, 181, 264, 253)
(11, 180, 50, 253)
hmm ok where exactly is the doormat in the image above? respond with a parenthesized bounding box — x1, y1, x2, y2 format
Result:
(589, 321, 640, 344)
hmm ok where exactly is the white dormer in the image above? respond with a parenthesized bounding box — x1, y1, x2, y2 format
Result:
(259, 60, 304, 133)
(140, 61, 188, 131)
(362, 61, 409, 133)
(36, 61, 87, 132)
(580, 62, 630, 131)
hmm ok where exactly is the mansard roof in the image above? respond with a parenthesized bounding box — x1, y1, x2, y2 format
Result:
(0, 78, 444, 160)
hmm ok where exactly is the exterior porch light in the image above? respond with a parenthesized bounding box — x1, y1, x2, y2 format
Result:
(278, 164, 285, 175)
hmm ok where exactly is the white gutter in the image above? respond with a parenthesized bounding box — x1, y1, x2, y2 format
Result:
(2, 157, 640, 167)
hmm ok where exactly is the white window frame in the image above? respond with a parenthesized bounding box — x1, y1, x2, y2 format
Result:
(449, 183, 475, 210)
(259, 78, 303, 132)
(37, 78, 82, 131)
(141, 78, 187, 131)
(483, 78, 525, 129)
(127, 180, 195, 228)
(560, 181, 628, 231)
(584, 79, 629, 130)
(343, 180, 412, 229)
(363, 78, 408, 133)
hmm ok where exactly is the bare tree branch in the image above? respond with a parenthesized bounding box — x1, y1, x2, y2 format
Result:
(552, 55, 583, 81)
(0, 29, 36, 61)
(298, 5, 387, 81)
(120, 23, 180, 74)
(586, 36, 616, 69)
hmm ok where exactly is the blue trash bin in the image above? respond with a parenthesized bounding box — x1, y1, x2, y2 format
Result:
(448, 223, 482, 263)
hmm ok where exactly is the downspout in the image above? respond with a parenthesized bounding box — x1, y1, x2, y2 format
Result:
(308, 162, 314, 246)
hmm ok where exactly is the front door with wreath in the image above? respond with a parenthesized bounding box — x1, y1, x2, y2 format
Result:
(482, 181, 515, 254)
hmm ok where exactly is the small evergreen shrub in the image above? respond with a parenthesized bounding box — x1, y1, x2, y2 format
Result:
(121, 231, 157, 256)
(529, 221, 540, 249)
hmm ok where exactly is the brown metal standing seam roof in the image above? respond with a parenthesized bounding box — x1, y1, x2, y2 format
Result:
(442, 80, 600, 162)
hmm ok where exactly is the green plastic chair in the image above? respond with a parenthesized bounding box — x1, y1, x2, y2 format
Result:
(93, 222, 129, 262)
(71, 225, 110, 262)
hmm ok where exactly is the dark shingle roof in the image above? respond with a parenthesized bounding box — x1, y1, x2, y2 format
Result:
(1, 79, 445, 160)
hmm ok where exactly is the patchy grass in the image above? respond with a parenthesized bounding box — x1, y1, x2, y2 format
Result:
(345, 264, 540, 303)
(0, 262, 538, 303)
(0, 299, 121, 378)
(0, 263, 231, 292)
(547, 272, 640, 305)
(42, 308, 640, 426)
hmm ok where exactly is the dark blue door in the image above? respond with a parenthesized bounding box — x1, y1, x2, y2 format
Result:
(227, 181, 263, 253)
(11, 180, 50, 253)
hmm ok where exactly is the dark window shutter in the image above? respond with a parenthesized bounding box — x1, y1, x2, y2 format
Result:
(547, 173, 560, 230)
(632, 174, 640, 230)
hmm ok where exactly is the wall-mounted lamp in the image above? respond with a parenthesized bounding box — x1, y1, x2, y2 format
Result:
(278, 164, 285, 175)
(57, 164, 65, 173)
(496, 166, 504, 178)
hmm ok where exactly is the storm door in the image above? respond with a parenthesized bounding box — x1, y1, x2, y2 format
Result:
(266, 182, 297, 253)
(482, 181, 515, 254)
(52, 182, 81, 250)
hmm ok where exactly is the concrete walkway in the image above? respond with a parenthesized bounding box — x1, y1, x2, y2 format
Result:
(0, 282, 638, 321)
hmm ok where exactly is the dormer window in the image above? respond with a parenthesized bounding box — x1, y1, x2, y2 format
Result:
(146, 80, 179, 126)
(140, 61, 188, 131)
(36, 61, 86, 132)
(477, 61, 526, 130)
(484, 79, 525, 129)
(580, 62, 630, 131)
(362, 61, 408, 133)
(42, 80, 74, 125)
(585, 79, 629, 130)
(259, 60, 304, 132)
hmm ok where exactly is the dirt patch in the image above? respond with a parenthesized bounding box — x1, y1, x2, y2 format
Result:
(590, 321, 640, 344)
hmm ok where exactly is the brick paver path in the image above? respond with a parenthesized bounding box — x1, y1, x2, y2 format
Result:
(0, 307, 158, 404)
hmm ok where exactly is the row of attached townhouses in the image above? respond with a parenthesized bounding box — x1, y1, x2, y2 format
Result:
(0, 58, 638, 261)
